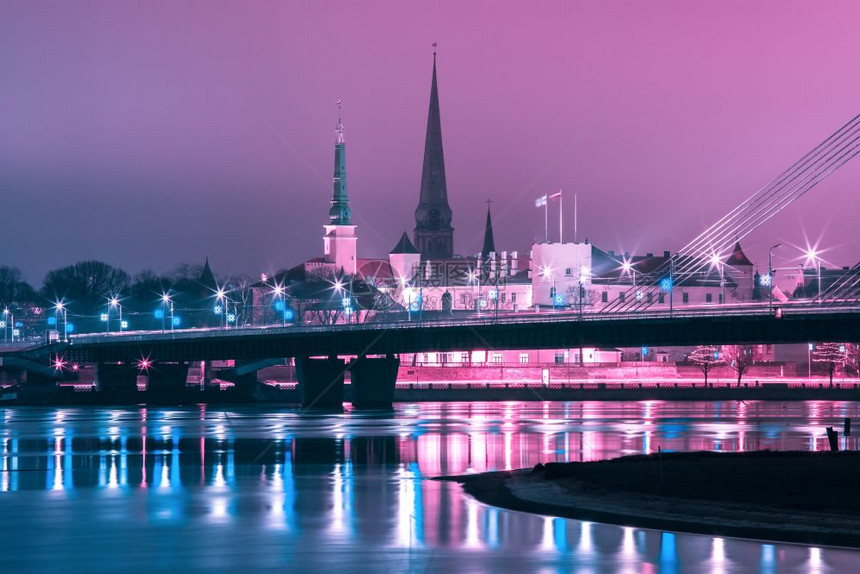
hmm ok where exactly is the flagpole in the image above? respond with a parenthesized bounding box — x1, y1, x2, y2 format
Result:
(559, 189, 563, 243)
(574, 193, 578, 244)
(544, 199, 548, 243)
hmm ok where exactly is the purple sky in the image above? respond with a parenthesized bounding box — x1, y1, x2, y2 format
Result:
(2, 0, 860, 284)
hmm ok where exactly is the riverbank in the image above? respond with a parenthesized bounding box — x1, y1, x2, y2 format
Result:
(442, 451, 860, 548)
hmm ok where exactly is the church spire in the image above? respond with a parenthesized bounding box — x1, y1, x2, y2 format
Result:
(329, 98, 351, 225)
(414, 44, 454, 259)
(481, 200, 496, 259)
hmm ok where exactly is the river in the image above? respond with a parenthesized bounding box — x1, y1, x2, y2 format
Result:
(1, 401, 858, 573)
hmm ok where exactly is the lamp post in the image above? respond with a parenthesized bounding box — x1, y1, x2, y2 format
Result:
(272, 285, 286, 327)
(160, 294, 171, 333)
(109, 297, 122, 332)
(768, 243, 781, 313)
(55, 301, 67, 341)
(805, 248, 822, 301)
(215, 289, 227, 330)
(578, 256, 591, 319)
(2, 309, 14, 343)
(669, 255, 675, 318)
(539, 266, 554, 313)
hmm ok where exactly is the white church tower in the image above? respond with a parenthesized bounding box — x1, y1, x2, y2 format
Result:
(323, 99, 357, 274)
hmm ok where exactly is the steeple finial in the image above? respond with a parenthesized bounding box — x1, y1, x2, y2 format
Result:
(432, 42, 437, 58)
(335, 98, 344, 144)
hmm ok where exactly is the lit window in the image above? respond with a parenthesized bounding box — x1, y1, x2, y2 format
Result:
(492, 353, 503, 364)
(519, 353, 529, 364)
(461, 352, 470, 363)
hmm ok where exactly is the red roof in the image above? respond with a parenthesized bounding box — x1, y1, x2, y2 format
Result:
(727, 241, 753, 267)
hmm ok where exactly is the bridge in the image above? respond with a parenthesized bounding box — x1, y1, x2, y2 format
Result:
(2, 301, 855, 408)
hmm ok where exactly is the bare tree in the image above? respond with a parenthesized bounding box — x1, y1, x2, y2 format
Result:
(721, 345, 758, 387)
(812, 342, 847, 387)
(689, 345, 722, 385)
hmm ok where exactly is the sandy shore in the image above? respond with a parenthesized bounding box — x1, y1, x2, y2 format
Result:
(440, 451, 860, 548)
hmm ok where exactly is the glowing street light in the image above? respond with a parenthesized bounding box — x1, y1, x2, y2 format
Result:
(621, 258, 637, 288)
(54, 301, 68, 341)
(2, 308, 9, 343)
(805, 247, 822, 300)
(160, 293, 173, 333)
(271, 284, 287, 327)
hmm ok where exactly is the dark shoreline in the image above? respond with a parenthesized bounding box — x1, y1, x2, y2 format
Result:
(440, 451, 860, 549)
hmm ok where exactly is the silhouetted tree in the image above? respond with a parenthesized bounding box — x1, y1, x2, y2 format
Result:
(812, 342, 846, 387)
(41, 261, 130, 324)
(689, 345, 722, 385)
(0, 266, 37, 308)
(721, 344, 758, 387)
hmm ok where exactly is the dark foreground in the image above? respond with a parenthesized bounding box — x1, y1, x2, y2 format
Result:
(444, 451, 860, 548)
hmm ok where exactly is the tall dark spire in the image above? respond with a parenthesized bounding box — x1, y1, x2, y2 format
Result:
(481, 202, 496, 259)
(329, 99, 351, 225)
(414, 45, 454, 259)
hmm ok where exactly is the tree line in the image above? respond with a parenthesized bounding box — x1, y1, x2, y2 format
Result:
(0, 261, 252, 337)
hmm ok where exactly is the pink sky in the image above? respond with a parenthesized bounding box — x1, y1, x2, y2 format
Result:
(2, 0, 859, 282)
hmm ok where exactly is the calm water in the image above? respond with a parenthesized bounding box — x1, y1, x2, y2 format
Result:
(1, 401, 859, 573)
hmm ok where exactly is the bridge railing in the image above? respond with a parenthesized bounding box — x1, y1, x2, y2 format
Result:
(59, 301, 860, 347)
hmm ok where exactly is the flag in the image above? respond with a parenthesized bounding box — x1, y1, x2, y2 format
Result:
(534, 195, 547, 207)
(549, 190, 562, 200)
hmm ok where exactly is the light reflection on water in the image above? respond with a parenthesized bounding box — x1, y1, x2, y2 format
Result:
(0, 401, 858, 573)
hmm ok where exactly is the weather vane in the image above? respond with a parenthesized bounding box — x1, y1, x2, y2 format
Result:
(432, 42, 437, 55)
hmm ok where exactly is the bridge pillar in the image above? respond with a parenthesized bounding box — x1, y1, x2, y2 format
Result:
(97, 363, 139, 395)
(295, 356, 345, 410)
(350, 354, 400, 410)
(147, 363, 189, 392)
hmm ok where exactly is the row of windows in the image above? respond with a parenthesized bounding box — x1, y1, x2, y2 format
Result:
(598, 291, 724, 304)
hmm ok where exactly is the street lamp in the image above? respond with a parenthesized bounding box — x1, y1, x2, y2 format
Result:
(272, 284, 286, 327)
(709, 253, 725, 307)
(160, 293, 172, 333)
(110, 297, 122, 332)
(403, 285, 415, 322)
(805, 248, 821, 301)
(539, 265, 555, 312)
(2, 308, 8, 343)
(55, 301, 68, 341)
(578, 257, 592, 318)
(768, 243, 781, 313)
